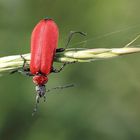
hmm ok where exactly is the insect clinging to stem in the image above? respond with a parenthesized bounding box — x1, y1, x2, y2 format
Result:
(12, 17, 86, 114)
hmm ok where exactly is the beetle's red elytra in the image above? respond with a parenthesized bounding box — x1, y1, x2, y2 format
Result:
(30, 18, 59, 75)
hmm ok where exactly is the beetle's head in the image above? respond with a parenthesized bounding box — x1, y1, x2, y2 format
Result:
(35, 84, 46, 98)
(32, 84, 46, 116)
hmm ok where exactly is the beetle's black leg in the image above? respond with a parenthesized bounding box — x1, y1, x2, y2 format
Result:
(20, 55, 28, 69)
(65, 31, 87, 49)
(51, 61, 77, 73)
(10, 55, 33, 76)
(51, 63, 67, 73)
(10, 55, 25, 74)
(56, 31, 86, 53)
(54, 31, 86, 72)
(10, 67, 32, 76)
(56, 48, 65, 52)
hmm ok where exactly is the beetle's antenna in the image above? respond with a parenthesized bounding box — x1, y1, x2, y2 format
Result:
(47, 83, 75, 93)
(32, 84, 75, 116)
(32, 95, 40, 116)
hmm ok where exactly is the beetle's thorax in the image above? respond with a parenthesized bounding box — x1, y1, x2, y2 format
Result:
(33, 75, 48, 85)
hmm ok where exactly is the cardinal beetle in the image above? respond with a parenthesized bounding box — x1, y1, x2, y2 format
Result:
(16, 18, 86, 113)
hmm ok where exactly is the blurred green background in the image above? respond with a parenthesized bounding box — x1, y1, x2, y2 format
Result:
(0, 0, 140, 140)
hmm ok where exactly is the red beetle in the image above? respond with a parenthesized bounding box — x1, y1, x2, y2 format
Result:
(12, 18, 86, 113)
